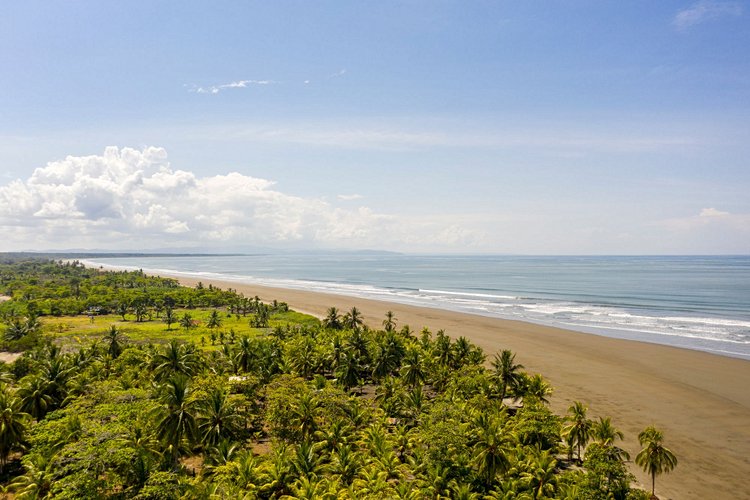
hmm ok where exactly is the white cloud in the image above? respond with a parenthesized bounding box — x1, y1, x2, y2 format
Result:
(189, 79, 276, 95)
(0, 147, 482, 252)
(699, 207, 730, 217)
(337, 194, 363, 201)
(328, 69, 347, 79)
(673, 1, 742, 30)
(655, 208, 750, 234)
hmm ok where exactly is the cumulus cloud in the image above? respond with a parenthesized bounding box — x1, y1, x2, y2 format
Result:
(0, 147, 481, 251)
(673, 1, 742, 30)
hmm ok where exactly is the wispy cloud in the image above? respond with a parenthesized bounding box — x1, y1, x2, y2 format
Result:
(218, 122, 698, 154)
(337, 194, 363, 201)
(187, 79, 276, 95)
(673, 1, 742, 30)
(328, 69, 347, 79)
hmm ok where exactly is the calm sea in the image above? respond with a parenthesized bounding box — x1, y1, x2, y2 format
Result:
(83, 254, 750, 360)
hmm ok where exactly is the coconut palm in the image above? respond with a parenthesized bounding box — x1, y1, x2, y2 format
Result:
(517, 373, 552, 404)
(152, 374, 197, 467)
(562, 401, 592, 462)
(329, 443, 361, 485)
(452, 336, 472, 368)
(491, 350, 524, 401)
(40, 356, 74, 407)
(196, 387, 242, 446)
(371, 331, 405, 380)
(179, 312, 194, 331)
(636, 426, 677, 497)
(591, 416, 629, 461)
(335, 352, 361, 392)
(0, 385, 29, 472)
(207, 310, 222, 329)
(591, 416, 624, 446)
(17, 374, 53, 421)
(289, 440, 325, 479)
(11, 451, 56, 499)
(152, 339, 201, 380)
(382, 310, 397, 332)
(323, 307, 342, 330)
(400, 349, 425, 388)
(472, 417, 512, 488)
(104, 324, 125, 359)
(346, 329, 370, 364)
(520, 449, 558, 499)
(433, 330, 453, 367)
(163, 306, 176, 330)
(3, 317, 38, 341)
(234, 336, 256, 373)
(343, 307, 364, 331)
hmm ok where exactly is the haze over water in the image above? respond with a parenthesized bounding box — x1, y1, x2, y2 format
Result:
(86, 254, 750, 360)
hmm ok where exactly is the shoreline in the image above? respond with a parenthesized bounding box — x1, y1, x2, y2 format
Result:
(93, 262, 750, 499)
(80, 260, 750, 362)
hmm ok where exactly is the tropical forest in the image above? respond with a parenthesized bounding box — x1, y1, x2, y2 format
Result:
(0, 257, 676, 499)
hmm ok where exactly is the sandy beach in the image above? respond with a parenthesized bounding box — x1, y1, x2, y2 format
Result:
(154, 272, 748, 499)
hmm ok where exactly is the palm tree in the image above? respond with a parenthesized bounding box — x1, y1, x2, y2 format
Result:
(472, 417, 512, 488)
(562, 401, 592, 462)
(371, 331, 405, 380)
(400, 349, 425, 388)
(343, 306, 364, 331)
(163, 306, 176, 330)
(152, 339, 201, 380)
(636, 426, 677, 497)
(289, 440, 325, 479)
(520, 449, 558, 499)
(591, 416, 624, 446)
(17, 375, 53, 421)
(517, 373, 552, 404)
(207, 310, 222, 329)
(433, 330, 453, 367)
(40, 356, 73, 407)
(323, 307, 342, 330)
(491, 350, 524, 401)
(591, 416, 629, 461)
(330, 443, 361, 485)
(452, 336, 472, 368)
(104, 324, 126, 359)
(3, 316, 40, 341)
(152, 374, 197, 468)
(234, 336, 256, 373)
(335, 351, 361, 392)
(382, 310, 397, 332)
(196, 387, 241, 446)
(11, 451, 56, 499)
(0, 385, 29, 472)
(179, 312, 194, 331)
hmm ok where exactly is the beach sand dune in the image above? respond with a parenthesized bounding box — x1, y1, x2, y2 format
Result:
(170, 275, 748, 499)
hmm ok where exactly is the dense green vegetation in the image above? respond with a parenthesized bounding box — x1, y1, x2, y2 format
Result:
(0, 257, 675, 499)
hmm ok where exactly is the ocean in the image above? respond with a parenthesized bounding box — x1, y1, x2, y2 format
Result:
(82, 254, 750, 360)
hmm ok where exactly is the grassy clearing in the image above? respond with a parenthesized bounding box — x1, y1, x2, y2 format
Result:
(41, 307, 320, 350)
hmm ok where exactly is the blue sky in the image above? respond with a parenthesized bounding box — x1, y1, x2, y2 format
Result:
(1, 1, 748, 253)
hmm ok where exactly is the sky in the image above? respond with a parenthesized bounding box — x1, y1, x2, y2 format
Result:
(1, 1, 749, 254)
